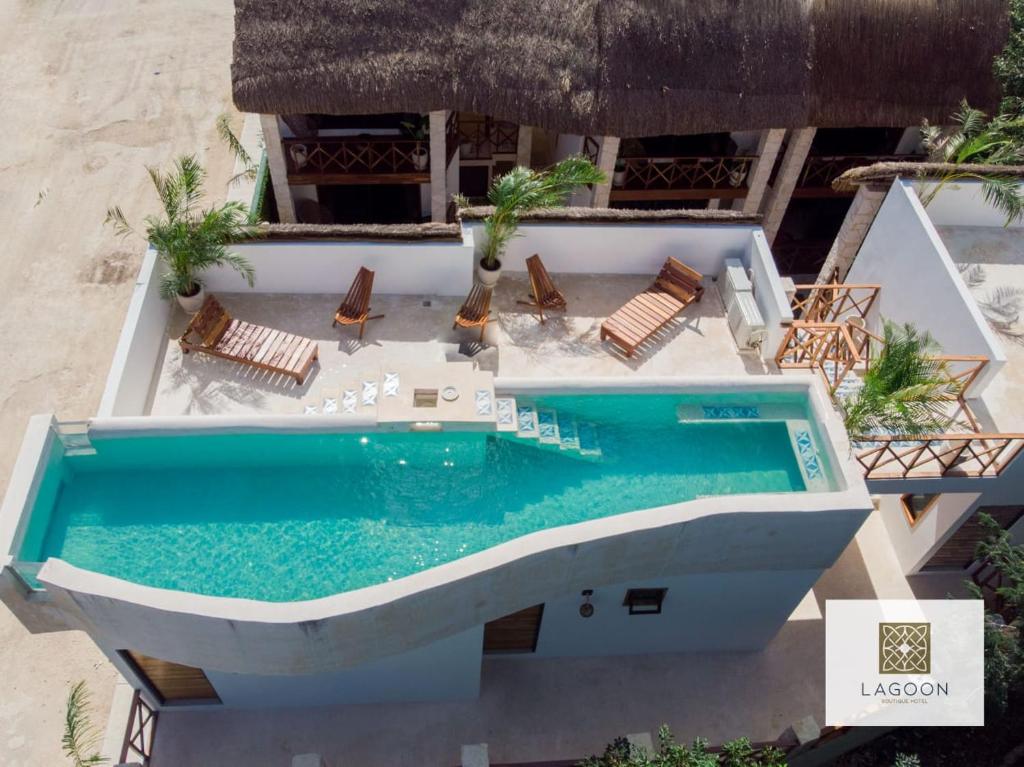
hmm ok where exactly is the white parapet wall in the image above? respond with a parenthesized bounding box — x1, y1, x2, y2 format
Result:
(210, 237, 476, 296)
(912, 179, 1024, 229)
(846, 179, 1007, 395)
(97, 249, 173, 417)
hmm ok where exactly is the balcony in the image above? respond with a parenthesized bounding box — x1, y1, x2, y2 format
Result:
(283, 137, 431, 185)
(793, 154, 925, 198)
(457, 115, 519, 160)
(608, 155, 755, 202)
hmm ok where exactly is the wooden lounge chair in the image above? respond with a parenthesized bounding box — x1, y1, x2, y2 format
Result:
(453, 284, 493, 342)
(333, 266, 384, 339)
(600, 257, 705, 358)
(179, 295, 319, 384)
(517, 254, 567, 323)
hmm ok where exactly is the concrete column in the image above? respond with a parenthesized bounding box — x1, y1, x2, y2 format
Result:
(590, 135, 621, 208)
(429, 110, 450, 222)
(516, 125, 533, 168)
(741, 128, 786, 214)
(259, 114, 296, 223)
(815, 183, 888, 283)
(761, 127, 816, 243)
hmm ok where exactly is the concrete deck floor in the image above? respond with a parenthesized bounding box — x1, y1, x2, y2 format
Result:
(150, 276, 773, 416)
(938, 225, 1024, 433)
(150, 510, 963, 767)
(0, 2, 238, 765)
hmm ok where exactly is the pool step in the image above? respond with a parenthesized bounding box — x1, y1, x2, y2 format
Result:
(54, 421, 96, 457)
(507, 402, 602, 460)
(787, 420, 831, 492)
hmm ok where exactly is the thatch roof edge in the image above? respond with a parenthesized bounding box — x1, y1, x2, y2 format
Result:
(459, 206, 762, 225)
(833, 163, 1024, 192)
(245, 222, 462, 242)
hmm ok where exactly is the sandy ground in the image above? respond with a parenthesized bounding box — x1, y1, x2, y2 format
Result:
(0, 1, 236, 764)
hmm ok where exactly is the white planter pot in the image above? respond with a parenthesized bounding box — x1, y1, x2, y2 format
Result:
(177, 285, 206, 314)
(613, 170, 626, 187)
(476, 259, 502, 287)
(412, 148, 429, 171)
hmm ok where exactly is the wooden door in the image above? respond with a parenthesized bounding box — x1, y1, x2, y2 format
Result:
(923, 506, 1024, 571)
(122, 650, 221, 704)
(483, 604, 544, 654)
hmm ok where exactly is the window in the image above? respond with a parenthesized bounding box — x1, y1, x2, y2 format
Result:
(623, 588, 667, 615)
(901, 494, 940, 527)
(120, 651, 221, 705)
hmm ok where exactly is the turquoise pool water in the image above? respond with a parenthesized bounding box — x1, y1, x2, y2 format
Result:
(20, 393, 831, 602)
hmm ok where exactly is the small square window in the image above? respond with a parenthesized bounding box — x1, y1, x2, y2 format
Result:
(623, 588, 667, 615)
(901, 494, 940, 527)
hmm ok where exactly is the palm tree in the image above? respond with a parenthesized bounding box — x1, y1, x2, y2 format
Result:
(919, 101, 1024, 224)
(106, 155, 256, 304)
(479, 156, 605, 272)
(62, 681, 106, 767)
(841, 321, 962, 437)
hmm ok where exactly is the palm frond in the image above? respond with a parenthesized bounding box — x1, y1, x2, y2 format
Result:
(217, 113, 256, 175)
(104, 206, 134, 239)
(63, 681, 106, 767)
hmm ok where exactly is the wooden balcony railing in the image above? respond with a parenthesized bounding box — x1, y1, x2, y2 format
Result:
(796, 154, 926, 195)
(282, 137, 430, 185)
(855, 433, 1024, 479)
(775, 321, 864, 394)
(120, 689, 158, 765)
(457, 115, 518, 160)
(790, 283, 881, 323)
(611, 155, 756, 201)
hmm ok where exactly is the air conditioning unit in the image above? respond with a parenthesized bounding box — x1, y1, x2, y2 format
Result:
(719, 258, 752, 308)
(727, 291, 767, 351)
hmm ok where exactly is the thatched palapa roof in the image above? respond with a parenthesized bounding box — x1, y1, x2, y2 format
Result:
(833, 162, 1024, 192)
(232, 1, 1009, 137)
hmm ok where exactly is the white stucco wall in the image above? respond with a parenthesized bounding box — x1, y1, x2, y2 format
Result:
(530, 570, 819, 658)
(96, 249, 172, 417)
(914, 179, 1024, 229)
(845, 179, 1007, 395)
(211, 238, 475, 296)
(747, 230, 794, 353)
(204, 626, 483, 707)
(463, 219, 760, 276)
(875, 492, 982, 574)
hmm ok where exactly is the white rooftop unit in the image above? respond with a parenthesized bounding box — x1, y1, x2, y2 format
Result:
(727, 291, 766, 351)
(719, 257, 752, 308)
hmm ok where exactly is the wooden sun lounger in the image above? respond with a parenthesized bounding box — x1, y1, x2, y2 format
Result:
(517, 254, 567, 323)
(600, 257, 704, 357)
(333, 266, 384, 339)
(179, 295, 319, 384)
(453, 284, 493, 342)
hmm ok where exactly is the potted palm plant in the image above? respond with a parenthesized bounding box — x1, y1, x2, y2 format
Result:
(401, 118, 430, 171)
(477, 155, 605, 286)
(841, 320, 962, 437)
(106, 155, 256, 312)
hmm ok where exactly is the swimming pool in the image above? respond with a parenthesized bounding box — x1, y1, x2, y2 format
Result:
(18, 392, 835, 602)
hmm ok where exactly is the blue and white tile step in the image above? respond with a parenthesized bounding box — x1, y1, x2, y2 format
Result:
(495, 397, 518, 432)
(516, 404, 539, 438)
(786, 420, 831, 492)
(475, 389, 494, 417)
(577, 421, 602, 457)
(383, 372, 400, 397)
(820, 361, 864, 401)
(537, 408, 560, 445)
(557, 413, 580, 451)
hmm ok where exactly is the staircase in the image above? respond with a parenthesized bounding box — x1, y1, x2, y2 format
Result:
(54, 421, 96, 456)
(509, 401, 603, 459)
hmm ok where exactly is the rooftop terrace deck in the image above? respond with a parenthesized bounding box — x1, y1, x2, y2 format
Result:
(938, 225, 1024, 434)
(148, 274, 773, 417)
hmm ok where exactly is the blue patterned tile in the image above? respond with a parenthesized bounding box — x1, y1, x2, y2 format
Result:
(702, 405, 760, 419)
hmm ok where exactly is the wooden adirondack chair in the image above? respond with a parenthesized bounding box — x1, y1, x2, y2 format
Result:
(600, 257, 704, 358)
(179, 295, 319, 384)
(333, 266, 384, 339)
(453, 284, 493, 342)
(517, 254, 567, 323)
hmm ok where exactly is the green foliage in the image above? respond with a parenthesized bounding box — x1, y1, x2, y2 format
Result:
(919, 101, 1024, 225)
(481, 156, 605, 268)
(62, 681, 106, 767)
(965, 513, 1024, 714)
(106, 155, 257, 300)
(578, 726, 786, 767)
(841, 321, 961, 436)
(995, 0, 1024, 108)
(891, 755, 921, 767)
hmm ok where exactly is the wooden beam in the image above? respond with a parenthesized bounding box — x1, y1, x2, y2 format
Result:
(287, 172, 430, 186)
